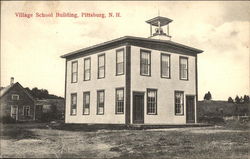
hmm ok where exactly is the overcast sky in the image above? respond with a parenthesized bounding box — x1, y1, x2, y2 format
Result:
(1, 1, 249, 100)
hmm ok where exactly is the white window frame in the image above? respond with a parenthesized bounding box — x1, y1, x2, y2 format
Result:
(83, 92, 90, 115)
(115, 88, 124, 114)
(71, 93, 77, 115)
(147, 89, 157, 115)
(116, 49, 124, 75)
(23, 106, 30, 117)
(175, 91, 184, 115)
(98, 54, 105, 79)
(140, 50, 151, 76)
(11, 105, 18, 119)
(97, 90, 105, 115)
(180, 57, 188, 80)
(84, 58, 91, 81)
(71, 61, 78, 83)
(161, 53, 171, 78)
(11, 94, 19, 100)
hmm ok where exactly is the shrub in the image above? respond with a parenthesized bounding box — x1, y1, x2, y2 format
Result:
(198, 116, 225, 124)
(1, 116, 16, 124)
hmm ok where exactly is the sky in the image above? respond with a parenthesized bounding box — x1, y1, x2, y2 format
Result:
(1, 1, 249, 100)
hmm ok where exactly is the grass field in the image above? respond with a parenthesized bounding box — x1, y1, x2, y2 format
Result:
(0, 121, 249, 158)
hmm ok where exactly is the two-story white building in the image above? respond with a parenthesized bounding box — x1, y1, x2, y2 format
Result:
(61, 16, 203, 125)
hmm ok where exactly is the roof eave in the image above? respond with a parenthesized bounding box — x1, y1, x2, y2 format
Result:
(60, 36, 203, 58)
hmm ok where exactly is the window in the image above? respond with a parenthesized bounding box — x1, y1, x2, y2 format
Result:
(71, 93, 77, 115)
(11, 105, 18, 119)
(11, 94, 19, 100)
(161, 53, 170, 78)
(116, 49, 124, 75)
(140, 50, 151, 76)
(175, 91, 184, 115)
(71, 61, 78, 83)
(97, 90, 105, 114)
(147, 89, 157, 114)
(23, 106, 30, 116)
(84, 58, 91, 81)
(116, 88, 124, 114)
(180, 57, 188, 80)
(98, 54, 105, 79)
(83, 92, 90, 115)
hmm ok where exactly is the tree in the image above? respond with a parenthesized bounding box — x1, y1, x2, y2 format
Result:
(239, 96, 244, 104)
(228, 97, 234, 103)
(243, 95, 250, 103)
(207, 91, 212, 100)
(235, 95, 240, 104)
(204, 91, 212, 100)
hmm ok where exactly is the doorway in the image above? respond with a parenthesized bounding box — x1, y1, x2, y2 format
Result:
(133, 92, 144, 124)
(186, 95, 195, 123)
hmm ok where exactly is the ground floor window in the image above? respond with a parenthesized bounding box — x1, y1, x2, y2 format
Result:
(11, 105, 18, 119)
(147, 89, 157, 114)
(175, 91, 184, 115)
(71, 93, 77, 115)
(116, 88, 124, 114)
(83, 92, 90, 115)
(23, 106, 30, 116)
(97, 90, 105, 115)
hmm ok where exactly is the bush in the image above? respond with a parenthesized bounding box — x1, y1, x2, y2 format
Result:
(1, 116, 17, 124)
(198, 116, 225, 124)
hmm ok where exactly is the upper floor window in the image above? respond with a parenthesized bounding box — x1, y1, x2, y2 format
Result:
(116, 49, 124, 75)
(71, 61, 78, 83)
(23, 106, 30, 116)
(116, 88, 124, 114)
(98, 54, 105, 79)
(147, 89, 157, 115)
(83, 92, 90, 115)
(97, 90, 105, 114)
(11, 94, 19, 100)
(140, 50, 151, 76)
(161, 53, 170, 78)
(84, 58, 91, 81)
(175, 91, 184, 115)
(71, 93, 77, 115)
(180, 57, 188, 80)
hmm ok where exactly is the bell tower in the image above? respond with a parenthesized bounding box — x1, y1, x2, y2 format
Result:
(146, 16, 173, 40)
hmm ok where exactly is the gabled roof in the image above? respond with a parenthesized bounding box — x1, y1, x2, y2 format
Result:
(0, 82, 36, 102)
(61, 36, 203, 59)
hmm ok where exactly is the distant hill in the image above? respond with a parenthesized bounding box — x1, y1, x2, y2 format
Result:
(197, 100, 250, 120)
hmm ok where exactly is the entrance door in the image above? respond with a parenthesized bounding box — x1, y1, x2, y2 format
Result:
(186, 96, 195, 123)
(11, 105, 18, 120)
(133, 92, 144, 124)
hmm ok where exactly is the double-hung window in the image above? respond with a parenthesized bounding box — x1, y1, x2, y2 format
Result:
(140, 50, 151, 76)
(116, 49, 124, 75)
(98, 54, 105, 79)
(71, 93, 77, 115)
(175, 91, 184, 115)
(97, 90, 105, 114)
(84, 58, 91, 81)
(23, 106, 30, 116)
(116, 88, 124, 114)
(180, 57, 188, 80)
(71, 61, 78, 83)
(83, 92, 90, 115)
(147, 89, 157, 114)
(161, 53, 170, 78)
